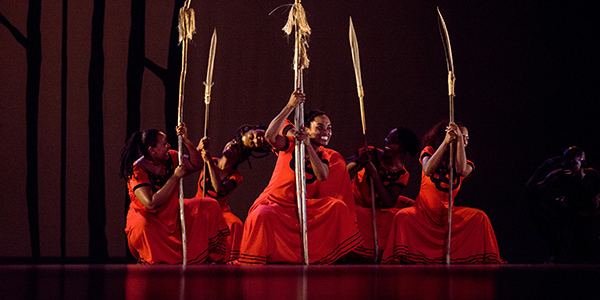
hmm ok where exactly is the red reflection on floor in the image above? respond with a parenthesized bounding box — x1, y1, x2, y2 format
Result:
(1, 264, 599, 300)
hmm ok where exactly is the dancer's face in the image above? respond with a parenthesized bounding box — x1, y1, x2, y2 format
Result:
(307, 115, 332, 146)
(242, 129, 266, 149)
(223, 140, 241, 159)
(149, 132, 170, 161)
(384, 129, 401, 154)
(562, 153, 585, 175)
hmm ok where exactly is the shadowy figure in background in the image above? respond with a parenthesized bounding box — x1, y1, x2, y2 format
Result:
(525, 146, 600, 263)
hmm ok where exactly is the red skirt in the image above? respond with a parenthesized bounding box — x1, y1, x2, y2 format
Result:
(382, 205, 504, 264)
(353, 196, 415, 259)
(221, 207, 243, 262)
(237, 196, 362, 264)
(126, 197, 231, 264)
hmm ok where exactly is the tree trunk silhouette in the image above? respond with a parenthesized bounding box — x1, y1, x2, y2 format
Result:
(1, 0, 43, 261)
(60, 0, 68, 262)
(88, 0, 108, 263)
(26, 0, 42, 262)
(126, 0, 146, 139)
(124, 0, 147, 262)
(164, 0, 185, 147)
(141, 0, 185, 147)
(122, 0, 185, 261)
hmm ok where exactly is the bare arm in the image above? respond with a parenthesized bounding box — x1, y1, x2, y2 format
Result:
(537, 169, 562, 188)
(265, 90, 305, 150)
(134, 165, 186, 210)
(422, 122, 472, 177)
(200, 149, 236, 194)
(454, 125, 472, 177)
(294, 127, 329, 181)
(306, 140, 329, 181)
(346, 161, 360, 177)
(346, 148, 399, 207)
(422, 141, 449, 176)
(177, 123, 202, 170)
(362, 160, 403, 208)
(526, 156, 561, 189)
(346, 149, 369, 178)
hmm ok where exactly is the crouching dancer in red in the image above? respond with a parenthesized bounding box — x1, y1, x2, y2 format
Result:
(382, 120, 504, 264)
(119, 123, 230, 264)
(195, 125, 271, 262)
(345, 127, 420, 262)
(237, 90, 362, 264)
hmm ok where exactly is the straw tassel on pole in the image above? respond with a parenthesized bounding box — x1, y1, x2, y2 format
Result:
(283, 0, 311, 265)
(176, 0, 196, 267)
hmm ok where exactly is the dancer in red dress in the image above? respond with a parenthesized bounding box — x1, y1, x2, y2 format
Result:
(382, 120, 504, 264)
(120, 123, 230, 264)
(346, 127, 419, 261)
(237, 90, 362, 264)
(195, 125, 273, 262)
(195, 137, 245, 262)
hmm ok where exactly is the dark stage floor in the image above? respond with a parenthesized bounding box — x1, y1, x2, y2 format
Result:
(1, 264, 599, 300)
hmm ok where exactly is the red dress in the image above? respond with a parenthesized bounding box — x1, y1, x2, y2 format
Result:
(237, 137, 362, 264)
(381, 146, 504, 264)
(125, 150, 230, 264)
(196, 159, 244, 262)
(351, 147, 414, 259)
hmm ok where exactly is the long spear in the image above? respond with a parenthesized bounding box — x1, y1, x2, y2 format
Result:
(283, 0, 311, 265)
(202, 28, 217, 197)
(349, 17, 379, 263)
(437, 7, 456, 265)
(176, 0, 196, 267)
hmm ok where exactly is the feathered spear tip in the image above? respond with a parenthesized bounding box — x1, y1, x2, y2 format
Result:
(178, 7, 196, 43)
(283, 3, 311, 69)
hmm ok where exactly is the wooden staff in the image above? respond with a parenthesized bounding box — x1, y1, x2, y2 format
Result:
(437, 7, 456, 265)
(202, 28, 217, 197)
(176, 0, 196, 266)
(349, 17, 379, 263)
(283, 0, 311, 265)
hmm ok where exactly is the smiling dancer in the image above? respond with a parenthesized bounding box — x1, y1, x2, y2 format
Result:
(120, 123, 230, 264)
(237, 90, 362, 264)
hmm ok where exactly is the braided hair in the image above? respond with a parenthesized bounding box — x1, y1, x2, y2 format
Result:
(119, 129, 162, 179)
